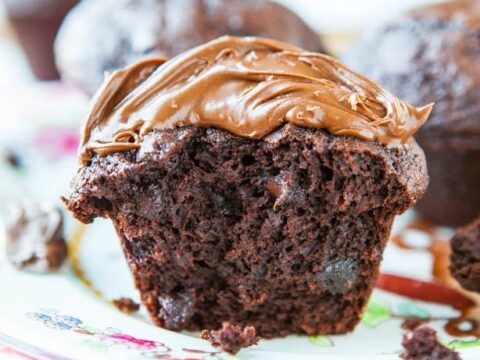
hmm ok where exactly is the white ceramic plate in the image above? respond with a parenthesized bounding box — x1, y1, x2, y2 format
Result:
(0, 70, 479, 360)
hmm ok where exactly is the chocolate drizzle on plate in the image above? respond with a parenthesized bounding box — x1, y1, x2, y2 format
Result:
(390, 218, 480, 339)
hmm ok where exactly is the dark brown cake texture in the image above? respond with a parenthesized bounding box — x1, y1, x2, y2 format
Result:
(55, 0, 325, 95)
(450, 216, 480, 293)
(401, 327, 461, 360)
(6, 202, 67, 272)
(67, 125, 427, 337)
(64, 37, 430, 344)
(344, 0, 480, 227)
(3, 0, 78, 80)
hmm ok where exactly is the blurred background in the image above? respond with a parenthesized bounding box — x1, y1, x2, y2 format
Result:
(0, 0, 443, 216)
(0, 0, 445, 81)
(0, 0, 463, 223)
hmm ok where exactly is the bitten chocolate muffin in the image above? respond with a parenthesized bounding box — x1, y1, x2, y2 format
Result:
(450, 216, 480, 292)
(3, 0, 78, 80)
(55, 0, 326, 95)
(344, 0, 480, 227)
(64, 37, 430, 340)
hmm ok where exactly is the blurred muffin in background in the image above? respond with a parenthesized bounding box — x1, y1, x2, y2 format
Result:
(54, 0, 326, 95)
(450, 216, 480, 293)
(344, 0, 480, 227)
(3, 0, 78, 80)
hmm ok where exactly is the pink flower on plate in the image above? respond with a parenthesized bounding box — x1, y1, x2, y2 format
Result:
(105, 333, 162, 350)
(34, 127, 80, 159)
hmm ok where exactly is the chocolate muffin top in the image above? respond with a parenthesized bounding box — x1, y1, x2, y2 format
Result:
(344, 0, 480, 151)
(78, 36, 432, 165)
(55, 0, 326, 95)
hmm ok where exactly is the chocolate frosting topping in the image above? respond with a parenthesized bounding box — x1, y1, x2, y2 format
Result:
(79, 36, 432, 164)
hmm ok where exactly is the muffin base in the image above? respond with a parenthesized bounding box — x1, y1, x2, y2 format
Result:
(64, 125, 427, 337)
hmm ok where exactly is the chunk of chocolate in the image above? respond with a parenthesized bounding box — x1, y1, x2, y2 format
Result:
(6, 203, 67, 272)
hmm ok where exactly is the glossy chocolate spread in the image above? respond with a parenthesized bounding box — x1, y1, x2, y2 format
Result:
(79, 36, 433, 164)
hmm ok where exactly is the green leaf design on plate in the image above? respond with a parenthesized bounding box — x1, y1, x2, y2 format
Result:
(84, 339, 108, 352)
(361, 297, 391, 328)
(79, 325, 102, 335)
(308, 335, 334, 347)
(397, 302, 430, 319)
(448, 339, 480, 349)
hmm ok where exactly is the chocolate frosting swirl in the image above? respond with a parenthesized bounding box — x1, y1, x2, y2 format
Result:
(79, 36, 432, 164)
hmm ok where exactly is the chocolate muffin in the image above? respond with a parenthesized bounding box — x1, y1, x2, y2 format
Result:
(54, 0, 325, 95)
(64, 37, 431, 338)
(3, 0, 78, 80)
(344, 0, 480, 227)
(450, 216, 480, 292)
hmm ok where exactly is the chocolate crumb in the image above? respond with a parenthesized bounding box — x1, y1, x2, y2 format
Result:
(401, 327, 461, 360)
(113, 297, 140, 313)
(401, 317, 430, 332)
(201, 322, 259, 354)
(6, 202, 67, 272)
